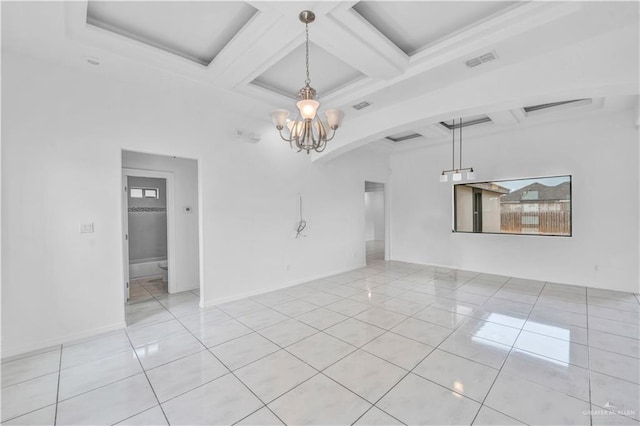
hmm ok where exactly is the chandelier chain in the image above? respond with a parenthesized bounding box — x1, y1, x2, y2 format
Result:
(305, 22, 311, 86)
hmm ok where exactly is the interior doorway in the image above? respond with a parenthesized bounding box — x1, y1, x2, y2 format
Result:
(121, 150, 201, 327)
(364, 181, 385, 264)
(122, 169, 175, 302)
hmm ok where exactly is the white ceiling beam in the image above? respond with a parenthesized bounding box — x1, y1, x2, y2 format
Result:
(210, 10, 304, 89)
(322, 2, 583, 110)
(312, 26, 639, 163)
(312, 5, 408, 80)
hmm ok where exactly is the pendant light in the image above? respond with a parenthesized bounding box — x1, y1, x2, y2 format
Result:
(440, 118, 476, 182)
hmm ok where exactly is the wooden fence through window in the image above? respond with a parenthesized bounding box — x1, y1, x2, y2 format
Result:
(500, 211, 571, 235)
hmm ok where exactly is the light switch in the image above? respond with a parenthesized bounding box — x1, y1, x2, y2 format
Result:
(80, 222, 94, 233)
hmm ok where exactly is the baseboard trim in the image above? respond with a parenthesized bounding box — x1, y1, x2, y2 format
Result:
(1, 321, 127, 360)
(388, 256, 602, 290)
(200, 263, 366, 309)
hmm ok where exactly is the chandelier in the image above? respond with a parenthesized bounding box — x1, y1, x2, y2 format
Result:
(440, 118, 476, 182)
(270, 11, 345, 154)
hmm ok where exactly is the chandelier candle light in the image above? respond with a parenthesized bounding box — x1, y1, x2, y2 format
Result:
(440, 118, 476, 182)
(271, 10, 345, 154)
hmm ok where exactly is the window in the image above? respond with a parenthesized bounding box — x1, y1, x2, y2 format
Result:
(143, 188, 158, 198)
(130, 187, 159, 199)
(454, 175, 571, 236)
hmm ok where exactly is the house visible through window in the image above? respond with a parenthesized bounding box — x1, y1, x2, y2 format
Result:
(454, 175, 571, 236)
(130, 187, 159, 199)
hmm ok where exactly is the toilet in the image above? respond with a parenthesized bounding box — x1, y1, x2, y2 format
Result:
(158, 260, 168, 284)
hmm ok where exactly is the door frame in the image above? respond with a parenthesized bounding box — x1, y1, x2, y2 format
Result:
(364, 181, 390, 262)
(473, 188, 483, 233)
(122, 168, 177, 295)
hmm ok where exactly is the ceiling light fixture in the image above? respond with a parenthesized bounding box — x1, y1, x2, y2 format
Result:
(270, 11, 344, 154)
(440, 118, 476, 182)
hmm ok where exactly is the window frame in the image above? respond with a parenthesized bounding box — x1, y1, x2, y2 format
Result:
(129, 187, 160, 199)
(452, 175, 572, 237)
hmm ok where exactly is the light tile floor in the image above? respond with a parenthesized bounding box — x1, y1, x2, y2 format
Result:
(2, 258, 639, 425)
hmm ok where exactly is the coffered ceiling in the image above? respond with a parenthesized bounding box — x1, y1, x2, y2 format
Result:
(2, 1, 638, 162)
(86, 1, 258, 66)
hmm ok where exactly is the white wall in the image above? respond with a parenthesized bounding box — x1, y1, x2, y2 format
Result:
(1, 52, 389, 357)
(390, 109, 639, 293)
(123, 152, 199, 292)
(365, 191, 385, 241)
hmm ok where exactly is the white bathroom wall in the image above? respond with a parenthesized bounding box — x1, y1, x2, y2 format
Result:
(123, 152, 199, 292)
(1, 52, 389, 357)
(365, 191, 385, 241)
(390, 108, 639, 293)
(127, 176, 168, 262)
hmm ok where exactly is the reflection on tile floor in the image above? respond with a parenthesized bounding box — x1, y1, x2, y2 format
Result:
(2, 259, 639, 425)
(126, 278, 201, 328)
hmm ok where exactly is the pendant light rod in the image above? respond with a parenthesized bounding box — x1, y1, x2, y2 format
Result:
(452, 118, 456, 171)
(459, 117, 463, 170)
(440, 116, 476, 182)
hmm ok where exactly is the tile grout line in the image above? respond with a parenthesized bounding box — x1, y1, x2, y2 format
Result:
(123, 330, 171, 425)
(10, 266, 634, 425)
(468, 280, 547, 426)
(193, 266, 424, 423)
(203, 269, 501, 423)
(128, 274, 198, 419)
(144, 285, 291, 425)
(350, 273, 482, 422)
(53, 344, 63, 426)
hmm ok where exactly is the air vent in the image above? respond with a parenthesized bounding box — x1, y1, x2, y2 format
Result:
(352, 101, 372, 110)
(385, 132, 422, 143)
(440, 115, 492, 130)
(465, 50, 498, 68)
(523, 99, 590, 113)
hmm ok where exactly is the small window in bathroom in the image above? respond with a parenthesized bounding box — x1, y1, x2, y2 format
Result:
(143, 188, 158, 199)
(130, 187, 159, 199)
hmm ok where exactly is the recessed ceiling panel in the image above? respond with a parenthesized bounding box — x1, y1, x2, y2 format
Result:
(86, 1, 257, 66)
(386, 131, 423, 142)
(441, 114, 493, 129)
(252, 42, 364, 98)
(353, 1, 516, 56)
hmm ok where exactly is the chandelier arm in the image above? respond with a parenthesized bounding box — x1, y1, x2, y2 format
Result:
(315, 140, 328, 153)
(325, 127, 337, 142)
(277, 128, 295, 143)
(303, 120, 315, 151)
(309, 121, 319, 147)
(295, 128, 303, 151)
(300, 120, 310, 147)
